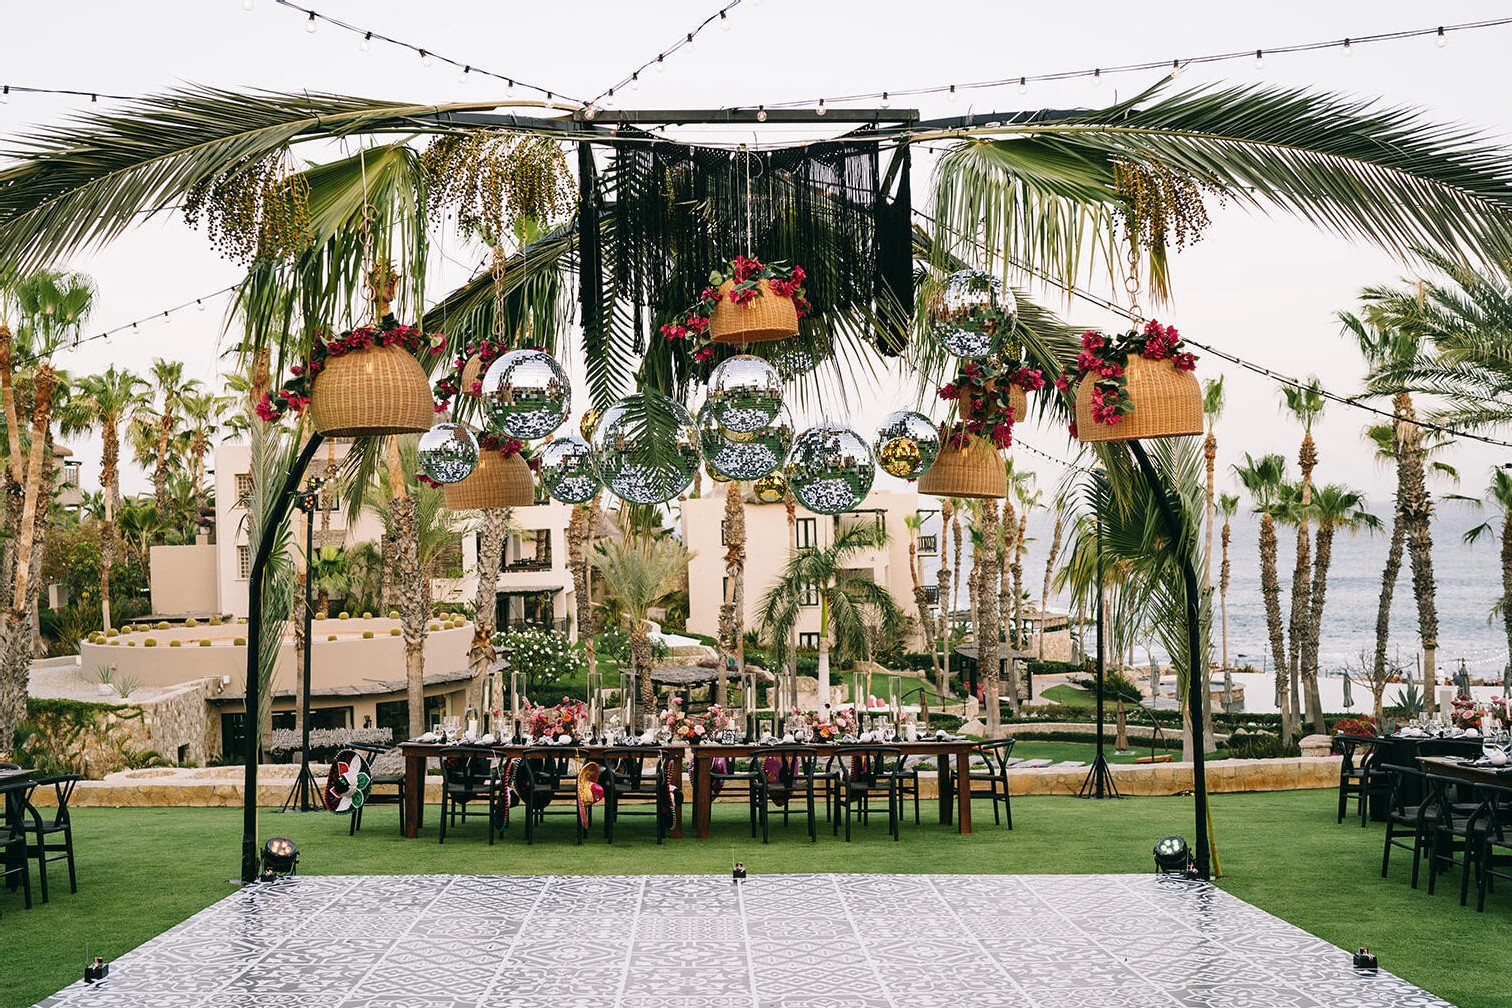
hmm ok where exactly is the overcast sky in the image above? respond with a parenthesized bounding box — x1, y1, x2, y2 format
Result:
(6, 0, 1511, 505)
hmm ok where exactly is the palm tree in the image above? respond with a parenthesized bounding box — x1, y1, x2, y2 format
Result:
(1279, 379, 1324, 726)
(903, 513, 940, 685)
(467, 504, 511, 714)
(1234, 452, 1293, 747)
(56, 365, 146, 632)
(759, 521, 907, 720)
(592, 535, 693, 711)
(180, 388, 231, 516)
(1462, 470, 1512, 689)
(137, 359, 204, 521)
(1201, 376, 1225, 589)
(1010, 473, 1040, 656)
(1217, 493, 1240, 669)
(1038, 492, 1067, 662)
(717, 479, 746, 706)
(1303, 485, 1381, 732)
(935, 497, 954, 697)
(1341, 310, 1443, 703)
(307, 545, 349, 619)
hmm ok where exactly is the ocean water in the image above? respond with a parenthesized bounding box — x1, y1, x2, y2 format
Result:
(928, 498, 1507, 679)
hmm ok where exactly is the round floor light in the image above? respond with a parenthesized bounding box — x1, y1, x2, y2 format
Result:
(1153, 834, 1191, 874)
(260, 836, 299, 880)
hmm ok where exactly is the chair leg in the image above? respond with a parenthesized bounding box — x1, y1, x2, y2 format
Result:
(66, 830, 77, 893)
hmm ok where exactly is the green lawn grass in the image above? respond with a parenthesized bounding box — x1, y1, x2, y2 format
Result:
(6, 790, 1507, 1008)
(1012, 739, 1184, 765)
(1040, 683, 1097, 708)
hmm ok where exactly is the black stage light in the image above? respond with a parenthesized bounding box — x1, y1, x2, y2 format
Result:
(732, 861, 747, 882)
(84, 957, 109, 983)
(1353, 947, 1378, 970)
(259, 836, 299, 880)
(1153, 834, 1192, 874)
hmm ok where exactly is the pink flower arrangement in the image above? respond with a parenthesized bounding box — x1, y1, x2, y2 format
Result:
(659, 257, 809, 358)
(522, 697, 590, 742)
(935, 355, 1045, 454)
(1059, 319, 1198, 432)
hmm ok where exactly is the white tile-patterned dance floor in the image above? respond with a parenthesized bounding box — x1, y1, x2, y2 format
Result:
(35, 873, 1450, 1008)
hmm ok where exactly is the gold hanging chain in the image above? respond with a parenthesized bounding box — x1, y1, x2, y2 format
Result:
(1124, 244, 1143, 326)
(491, 244, 509, 342)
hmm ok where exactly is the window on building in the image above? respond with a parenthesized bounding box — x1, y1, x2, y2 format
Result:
(798, 632, 820, 650)
(800, 582, 819, 607)
(234, 473, 254, 504)
(236, 545, 251, 580)
(919, 534, 938, 554)
(923, 585, 940, 605)
(796, 517, 817, 549)
(506, 529, 552, 571)
(62, 461, 81, 486)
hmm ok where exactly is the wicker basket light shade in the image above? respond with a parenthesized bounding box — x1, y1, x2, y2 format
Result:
(709, 279, 799, 345)
(309, 344, 435, 438)
(1074, 353, 1203, 443)
(917, 437, 1006, 499)
(459, 355, 484, 396)
(443, 450, 535, 510)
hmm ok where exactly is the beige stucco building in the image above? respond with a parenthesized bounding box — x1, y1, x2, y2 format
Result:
(680, 487, 926, 652)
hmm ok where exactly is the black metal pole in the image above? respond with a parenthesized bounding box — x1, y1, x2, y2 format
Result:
(281, 486, 323, 813)
(1127, 439, 1209, 879)
(1080, 473, 1119, 799)
(242, 434, 323, 884)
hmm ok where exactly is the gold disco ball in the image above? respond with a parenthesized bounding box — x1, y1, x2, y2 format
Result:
(579, 407, 602, 441)
(877, 437, 922, 479)
(706, 464, 732, 483)
(753, 472, 787, 504)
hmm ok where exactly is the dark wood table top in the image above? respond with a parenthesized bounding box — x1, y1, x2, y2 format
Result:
(1419, 754, 1512, 787)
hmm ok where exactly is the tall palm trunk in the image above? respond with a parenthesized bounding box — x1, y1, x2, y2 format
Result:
(632, 622, 655, 710)
(1288, 432, 1315, 725)
(1203, 430, 1217, 589)
(936, 499, 953, 698)
(1373, 511, 1406, 697)
(1304, 515, 1336, 734)
(979, 500, 1002, 737)
(1259, 511, 1293, 747)
(1039, 512, 1063, 661)
(469, 506, 509, 714)
(153, 410, 173, 519)
(1012, 512, 1028, 653)
(1219, 514, 1232, 669)
(784, 491, 798, 713)
(816, 595, 832, 715)
(388, 439, 428, 739)
(717, 481, 745, 706)
(1501, 512, 1512, 688)
(99, 416, 120, 632)
(1396, 393, 1438, 697)
(996, 508, 1016, 712)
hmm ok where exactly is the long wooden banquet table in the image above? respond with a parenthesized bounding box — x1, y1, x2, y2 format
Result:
(396, 739, 980, 840)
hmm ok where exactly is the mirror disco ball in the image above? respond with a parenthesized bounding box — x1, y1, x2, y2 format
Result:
(873, 411, 941, 480)
(753, 472, 787, 504)
(591, 394, 700, 504)
(699, 402, 795, 481)
(783, 423, 875, 515)
(705, 354, 783, 434)
(538, 435, 601, 504)
(481, 349, 571, 440)
(579, 407, 602, 441)
(933, 270, 1016, 358)
(416, 423, 479, 484)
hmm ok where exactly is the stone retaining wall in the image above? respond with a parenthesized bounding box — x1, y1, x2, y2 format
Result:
(43, 756, 1341, 807)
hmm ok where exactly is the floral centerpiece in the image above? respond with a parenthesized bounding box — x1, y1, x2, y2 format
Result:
(522, 697, 590, 743)
(661, 697, 706, 744)
(789, 707, 858, 742)
(659, 256, 810, 359)
(1055, 320, 1197, 438)
(1490, 696, 1512, 726)
(256, 315, 446, 424)
(938, 356, 1046, 450)
(1451, 694, 1482, 729)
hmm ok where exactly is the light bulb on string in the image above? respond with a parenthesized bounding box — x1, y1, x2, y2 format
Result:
(305, 12, 316, 33)
(1017, 76, 1027, 94)
(1437, 26, 1446, 47)
(506, 79, 515, 95)
(196, 299, 205, 311)
(720, 10, 730, 30)
(630, 72, 640, 91)
(1170, 59, 1181, 77)
(583, 102, 597, 120)
(684, 31, 695, 51)
(419, 49, 431, 67)
(359, 31, 371, 52)
(880, 91, 890, 108)
(0, 86, 9, 104)
(947, 84, 957, 102)
(1342, 38, 1352, 56)
(756, 105, 767, 122)
(162, 311, 170, 326)
(816, 97, 826, 116)
(90, 93, 97, 103)
(1254, 49, 1264, 70)
(458, 65, 470, 84)
(241, 0, 253, 10)
(655, 54, 666, 72)
(1092, 68, 1102, 86)
(604, 89, 615, 109)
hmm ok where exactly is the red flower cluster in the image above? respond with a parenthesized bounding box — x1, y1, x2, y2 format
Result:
(478, 432, 525, 459)
(1061, 319, 1199, 432)
(432, 338, 509, 413)
(937, 355, 1044, 451)
(259, 316, 440, 424)
(658, 257, 809, 356)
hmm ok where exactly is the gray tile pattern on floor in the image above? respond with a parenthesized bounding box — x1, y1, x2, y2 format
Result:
(33, 873, 1451, 1008)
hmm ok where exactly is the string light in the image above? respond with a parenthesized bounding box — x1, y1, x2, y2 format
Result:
(269, 1, 581, 105)
(816, 98, 826, 116)
(589, 0, 746, 104)
(756, 105, 767, 122)
(740, 16, 1512, 111)
(0, 86, 8, 104)
(1254, 49, 1264, 70)
(241, 0, 254, 10)
(881, 91, 890, 108)
(720, 10, 730, 30)
(1437, 26, 1447, 47)
(655, 54, 666, 73)
(685, 32, 695, 51)
(947, 84, 957, 102)
(7, 286, 238, 371)
(458, 65, 471, 84)
(1092, 68, 1102, 86)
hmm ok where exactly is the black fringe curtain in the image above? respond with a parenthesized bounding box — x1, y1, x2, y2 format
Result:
(598, 133, 912, 355)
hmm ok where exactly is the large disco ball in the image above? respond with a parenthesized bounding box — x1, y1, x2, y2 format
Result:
(932, 270, 1016, 358)
(591, 393, 700, 504)
(417, 423, 479, 484)
(480, 349, 571, 440)
(753, 472, 787, 504)
(538, 435, 601, 504)
(699, 402, 795, 481)
(783, 423, 875, 515)
(705, 354, 783, 434)
(579, 407, 601, 441)
(873, 411, 941, 480)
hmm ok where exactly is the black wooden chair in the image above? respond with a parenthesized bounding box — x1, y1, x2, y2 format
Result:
(21, 774, 79, 902)
(1379, 763, 1438, 887)
(1425, 773, 1491, 905)
(830, 746, 905, 841)
(437, 748, 502, 845)
(969, 738, 1016, 828)
(0, 779, 37, 911)
(1335, 734, 1388, 825)
(707, 755, 762, 838)
(347, 746, 407, 836)
(511, 749, 584, 844)
(601, 747, 677, 845)
(752, 747, 822, 843)
(1469, 781, 1512, 912)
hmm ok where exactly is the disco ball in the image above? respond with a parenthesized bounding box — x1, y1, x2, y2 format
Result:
(783, 423, 875, 515)
(705, 354, 783, 434)
(706, 464, 732, 483)
(480, 349, 571, 440)
(699, 402, 795, 481)
(579, 407, 601, 440)
(873, 411, 941, 480)
(538, 435, 601, 504)
(591, 393, 700, 505)
(753, 472, 787, 504)
(932, 269, 1016, 358)
(416, 423, 479, 484)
